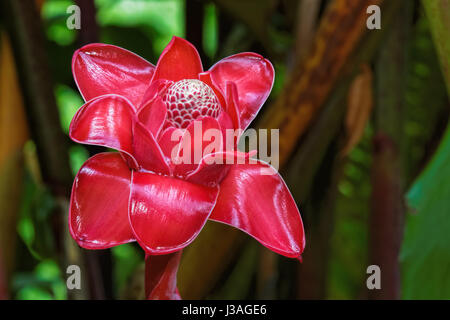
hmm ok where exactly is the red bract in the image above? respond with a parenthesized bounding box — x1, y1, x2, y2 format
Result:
(68, 37, 305, 299)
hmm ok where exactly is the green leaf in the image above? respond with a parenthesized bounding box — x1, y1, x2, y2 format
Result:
(421, 0, 450, 95)
(401, 123, 450, 299)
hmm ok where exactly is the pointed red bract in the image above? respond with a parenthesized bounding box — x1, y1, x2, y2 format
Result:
(132, 121, 171, 174)
(72, 43, 154, 108)
(137, 97, 167, 139)
(139, 79, 172, 109)
(224, 82, 241, 131)
(70, 94, 138, 166)
(69, 153, 135, 249)
(209, 161, 305, 258)
(198, 71, 226, 110)
(209, 52, 274, 130)
(151, 37, 203, 82)
(129, 171, 219, 254)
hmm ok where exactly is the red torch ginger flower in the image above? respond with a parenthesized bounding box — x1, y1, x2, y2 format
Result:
(68, 37, 305, 299)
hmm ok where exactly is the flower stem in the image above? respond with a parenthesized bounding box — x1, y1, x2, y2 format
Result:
(145, 251, 183, 300)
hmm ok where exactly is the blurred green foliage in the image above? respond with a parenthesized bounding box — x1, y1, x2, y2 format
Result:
(111, 243, 143, 293)
(42, 0, 77, 45)
(13, 260, 66, 300)
(96, 0, 185, 57)
(17, 142, 57, 261)
(402, 13, 449, 184)
(203, 2, 218, 59)
(55, 84, 83, 134)
(327, 126, 372, 299)
(210, 241, 259, 299)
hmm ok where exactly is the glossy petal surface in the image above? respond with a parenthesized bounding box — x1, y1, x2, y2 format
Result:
(129, 172, 219, 254)
(138, 97, 167, 138)
(151, 37, 203, 82)
(132, 121, 170, 174)
(209, 162, 305, 258)
(139, 79, 172, 109)
(224, 82, 241, 131)
(69, 95, 136, 163)
(69, 153, 134, 249)
(145, 252, 182, 300)
(137, 97, 167, 139)
(209, 53, 274, 129)
(72, 43, 154, 107)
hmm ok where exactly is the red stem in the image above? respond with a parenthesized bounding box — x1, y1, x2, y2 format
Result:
(144, 251, 183, 300)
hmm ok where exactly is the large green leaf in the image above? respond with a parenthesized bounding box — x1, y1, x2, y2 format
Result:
(421, 0, 450, 95)
(401, 123, 450, 299)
